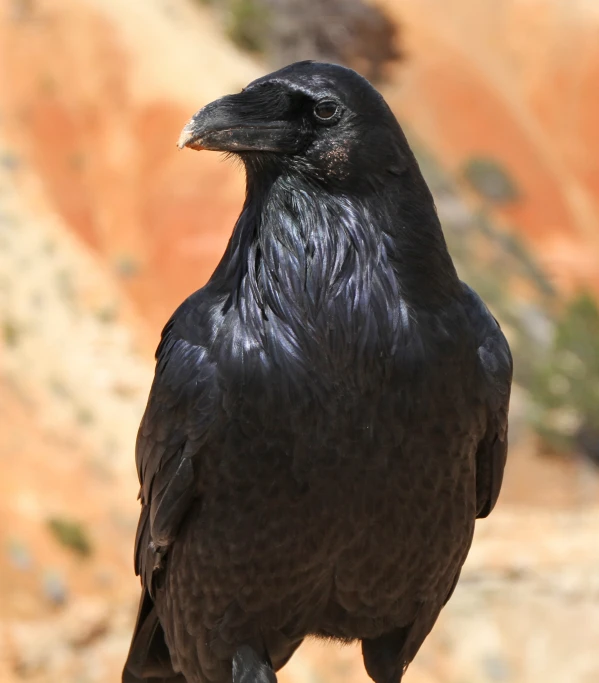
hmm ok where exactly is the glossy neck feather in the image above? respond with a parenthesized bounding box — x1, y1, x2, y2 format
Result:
(211, 159, 461, 337)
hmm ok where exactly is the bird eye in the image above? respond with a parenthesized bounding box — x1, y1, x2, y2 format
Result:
(313, 100, 339, 122)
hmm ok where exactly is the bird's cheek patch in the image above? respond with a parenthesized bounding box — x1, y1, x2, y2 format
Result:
(320, 144, 351, 178)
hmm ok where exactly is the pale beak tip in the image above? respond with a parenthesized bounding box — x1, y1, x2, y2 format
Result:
(177, 120, 198, 150)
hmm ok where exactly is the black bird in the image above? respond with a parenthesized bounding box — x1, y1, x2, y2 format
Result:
(123, 61, 512, 683)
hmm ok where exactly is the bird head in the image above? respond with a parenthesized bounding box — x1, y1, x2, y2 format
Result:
(178, 61, 410, 185)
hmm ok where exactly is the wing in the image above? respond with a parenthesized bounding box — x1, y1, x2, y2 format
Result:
(135, 316, 219, 592)
(123, 312, 219, 682)
(462, 284, 513, 519)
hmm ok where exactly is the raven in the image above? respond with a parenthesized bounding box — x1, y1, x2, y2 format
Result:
(123, 61, 512, 683)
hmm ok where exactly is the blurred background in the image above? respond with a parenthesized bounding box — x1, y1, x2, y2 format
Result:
(1, 0, 599, 681)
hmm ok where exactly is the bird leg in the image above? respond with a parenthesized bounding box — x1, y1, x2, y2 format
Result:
(232, 645, 277, 683)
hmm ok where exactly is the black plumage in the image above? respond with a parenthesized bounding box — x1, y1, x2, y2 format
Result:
(123, 61, 512, 683)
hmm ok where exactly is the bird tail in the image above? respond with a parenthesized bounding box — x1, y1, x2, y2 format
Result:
(123, 587, 186, 682)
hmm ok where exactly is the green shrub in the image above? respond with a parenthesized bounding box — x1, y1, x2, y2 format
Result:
(47, 517, 93, 557)
(195, 0, 400, 83)
(226, 0, 270, 53)
(462, 156, 520, 204)
(530, 293, 599, 451)
(115, 254, 140, 278)
(2, 319, 21, 347)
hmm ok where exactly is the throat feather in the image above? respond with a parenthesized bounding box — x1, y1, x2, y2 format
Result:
(255, 185, 387, 326)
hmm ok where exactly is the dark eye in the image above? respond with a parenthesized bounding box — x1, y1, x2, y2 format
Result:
(313, 100, 339, 121)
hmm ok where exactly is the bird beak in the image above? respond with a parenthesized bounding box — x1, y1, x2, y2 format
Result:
(177, 90, 303, 154)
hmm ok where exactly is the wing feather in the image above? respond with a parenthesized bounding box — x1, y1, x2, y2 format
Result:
(134, 331, 218, 589)
(124, 313, 220, 682)
(462, 284, 513, 518)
